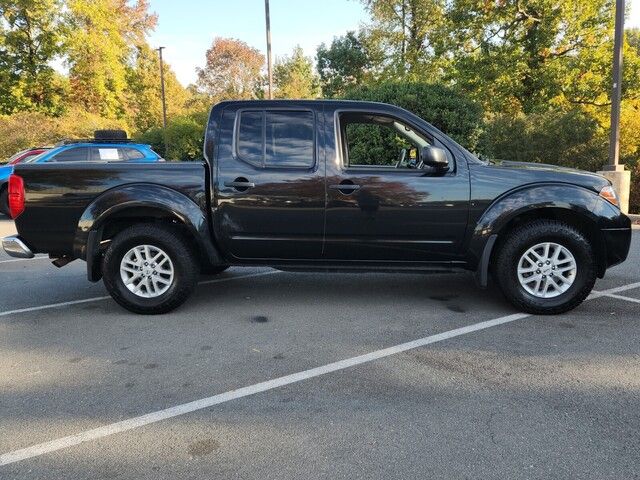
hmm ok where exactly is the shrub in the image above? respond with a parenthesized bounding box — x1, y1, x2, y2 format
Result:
(134, 112, 207, 161)
(0, 109, 126, 160)
(343, 82, 483, 151)
(477, 109, 607, 171)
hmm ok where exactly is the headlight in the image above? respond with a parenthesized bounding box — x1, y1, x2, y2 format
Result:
(599, 185, 620, 208)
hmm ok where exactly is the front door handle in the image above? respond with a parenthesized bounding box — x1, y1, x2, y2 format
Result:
(329, 180, 361, 195)
(224, 177, 255, 192)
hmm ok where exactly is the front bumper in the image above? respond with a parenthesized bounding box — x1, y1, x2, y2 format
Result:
(2, 235, 34, 259)
(602, 227, 632, 269)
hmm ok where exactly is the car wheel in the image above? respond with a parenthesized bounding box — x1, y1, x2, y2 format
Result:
(0, 186, 8, 216)
(495, 220, 596, 315)
(102, 224, 198, 314)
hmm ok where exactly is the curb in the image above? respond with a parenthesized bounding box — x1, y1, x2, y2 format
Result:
(629, 213, 640, 225)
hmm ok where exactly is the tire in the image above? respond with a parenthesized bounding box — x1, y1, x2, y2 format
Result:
(201, 265, 230, 275)
(494, 220, 596, 315)
(102, 224, 198, 314)
(0, 186, 8, 217)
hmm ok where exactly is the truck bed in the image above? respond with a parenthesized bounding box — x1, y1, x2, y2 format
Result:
(13, 162, 207, 256)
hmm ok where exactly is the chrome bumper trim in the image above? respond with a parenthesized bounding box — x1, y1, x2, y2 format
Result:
(2, 235, 34, 259)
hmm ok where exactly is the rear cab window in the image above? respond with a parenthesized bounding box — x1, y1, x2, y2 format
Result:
(236, 110, 315, 169)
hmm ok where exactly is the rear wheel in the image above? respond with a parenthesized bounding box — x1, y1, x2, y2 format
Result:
(102, 224, 198, 314)
(495, 220, 596, 315)
(0, 186, 8, 216)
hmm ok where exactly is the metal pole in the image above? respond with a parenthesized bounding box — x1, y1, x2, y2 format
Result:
(265, 0, 273, 99)
(606, 0, 625, 170)
(157, 46, 169, 157)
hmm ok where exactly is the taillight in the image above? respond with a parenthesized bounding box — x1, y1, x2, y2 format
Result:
(8, 174, 25, 218)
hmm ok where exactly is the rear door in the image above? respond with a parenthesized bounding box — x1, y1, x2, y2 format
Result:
(213, 104, 325, 260)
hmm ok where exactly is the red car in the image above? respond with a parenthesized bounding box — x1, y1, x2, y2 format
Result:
(4, 147, 50, 165)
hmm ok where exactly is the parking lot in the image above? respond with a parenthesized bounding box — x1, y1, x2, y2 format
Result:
(1, 216, 639, 479)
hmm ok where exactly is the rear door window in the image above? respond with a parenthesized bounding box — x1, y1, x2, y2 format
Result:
(236, 110, 315, 168)
(50, 147, 89, 162)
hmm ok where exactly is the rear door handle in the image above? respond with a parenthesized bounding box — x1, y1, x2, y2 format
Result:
(224, 177, 255, 191)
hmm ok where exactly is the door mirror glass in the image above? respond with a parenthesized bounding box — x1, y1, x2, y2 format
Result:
(420, 146, 449, 170)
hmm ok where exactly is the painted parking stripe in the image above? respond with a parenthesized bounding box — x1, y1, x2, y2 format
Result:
(1, 279, 639, 467)
(595, 292, 640, 304)
(0, 270, 279, 318)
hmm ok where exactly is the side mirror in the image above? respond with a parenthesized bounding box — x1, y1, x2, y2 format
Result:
(420, 146, 449, 170)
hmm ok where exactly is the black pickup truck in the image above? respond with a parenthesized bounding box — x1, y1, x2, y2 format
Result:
(2, 100, 632, 314)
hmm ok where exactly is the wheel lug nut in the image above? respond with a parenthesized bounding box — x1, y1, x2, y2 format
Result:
(546, 261, 550, 264)
(153, 271, 157, 275)
(538, 263, 543, 267)
(536, 269, 541, 273)
(542, 275, 546, 278)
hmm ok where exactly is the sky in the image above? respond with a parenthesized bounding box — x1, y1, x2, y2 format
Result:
(148, 0, 640, 87)
(147, 0, 368, 86)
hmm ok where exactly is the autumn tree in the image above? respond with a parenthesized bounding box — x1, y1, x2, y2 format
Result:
(65, 0, 157, 119)
(273, 46, 320, 99)
(196, 37, 264, 101)
(0, 0, 66, 114)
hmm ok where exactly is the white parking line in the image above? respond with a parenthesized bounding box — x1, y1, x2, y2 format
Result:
(1, 279, 639, 467)
(595, 292, 640, 304)
(0, 270, 279, 318)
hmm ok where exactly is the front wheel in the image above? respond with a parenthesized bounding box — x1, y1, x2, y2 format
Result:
(495, 220, 597, 315)
(102, 224, 199, 314)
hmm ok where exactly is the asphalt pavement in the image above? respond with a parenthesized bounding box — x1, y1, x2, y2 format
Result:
(1, 216, 639, 479)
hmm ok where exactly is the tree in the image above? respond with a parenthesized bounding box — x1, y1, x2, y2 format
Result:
(360, 0, 447, 80)
(0, 0, 66, 114)
(273, 46, 320, 99)
(126, 44, 189, 132)
(316, 31, 374, 97)
(65, 0, 157, 119)
(196, 37, 264, 101)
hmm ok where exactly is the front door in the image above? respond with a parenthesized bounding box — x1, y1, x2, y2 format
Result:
(324, 110, 470, 262)
(214, 105, 325, 260)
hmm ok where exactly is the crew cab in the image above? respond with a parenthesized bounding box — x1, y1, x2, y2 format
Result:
(2, 100, 632, 315)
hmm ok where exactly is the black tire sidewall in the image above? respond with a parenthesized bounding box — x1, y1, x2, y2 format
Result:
(103, 225, 197, 314)
(497, 222, 596, 313)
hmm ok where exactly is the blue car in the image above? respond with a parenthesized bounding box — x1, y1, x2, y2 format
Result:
(1, 139, 162, 216)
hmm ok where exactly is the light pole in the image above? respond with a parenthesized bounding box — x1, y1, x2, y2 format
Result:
(598, 0, 630, 212)
(156, 46, 169, 157)
(265, 0, 273, 99)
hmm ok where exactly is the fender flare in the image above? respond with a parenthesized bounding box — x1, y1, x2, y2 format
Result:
(73, 183, 220, 281)
(468, 183, 607, 286)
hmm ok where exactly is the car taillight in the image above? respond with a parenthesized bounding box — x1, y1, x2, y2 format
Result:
(8, 174, 25, 218)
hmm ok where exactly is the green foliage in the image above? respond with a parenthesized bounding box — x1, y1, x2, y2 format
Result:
(0, 0, 66, 115)
(344, 82, 483, 150)
(478, 109, 606, 170)
(273, 46, 320, 99)
(134, 113, 207, 161)
(0, 108, 126, 160)
(360, 0, 447, 80)
(65, 0, 157, 119)
(316, 31, 374, 97)
(345, 122, 416, 167)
